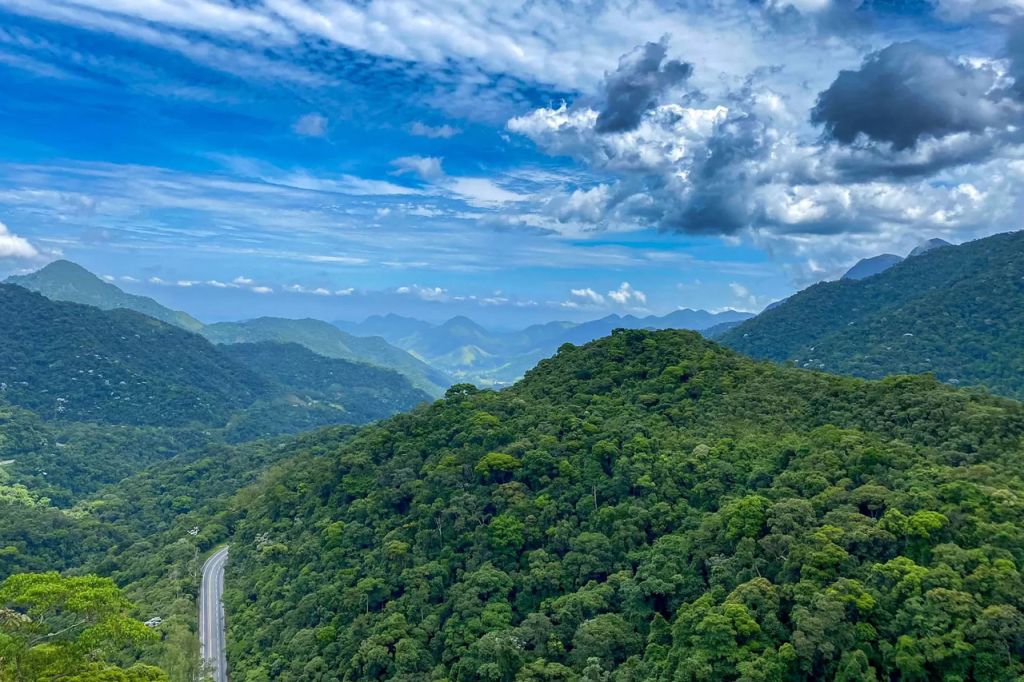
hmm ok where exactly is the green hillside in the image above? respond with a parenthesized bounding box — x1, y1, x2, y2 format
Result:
(220, 329, 1024, 680)
(0, 284, 272, 426)
(720, 230, 1024, 399)
(202, 317, 450, 397)
(220, 342, 432, 424)
(6, 260, 204, 331)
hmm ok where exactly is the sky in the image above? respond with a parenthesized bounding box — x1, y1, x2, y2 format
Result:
(0, 0, 1021, 326)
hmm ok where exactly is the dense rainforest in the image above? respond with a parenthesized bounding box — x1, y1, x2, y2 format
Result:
(0, 285, 428, 433)
(202, 317, 450, 397)
(218, 329, 1024, 681)
(4, 249, 1024, 681)
(720, 230, 1024, 399)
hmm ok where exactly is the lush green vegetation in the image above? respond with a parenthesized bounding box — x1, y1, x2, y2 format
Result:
(202, 317, 450, 397)
(219, 329, 1024, 680)
(222, 342, 431, 425)
(0, 572, 166, 681)
(0, 286, 433, 438)
(720, 230, 1024, 399)
(0, 285, 272, 426)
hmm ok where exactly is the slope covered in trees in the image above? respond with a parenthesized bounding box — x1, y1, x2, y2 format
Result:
(221, 342, 431, 425)
(6, 260, 203, 331)
(719, 230, 1024, 398)
(221, 329, 1024, 681)
(0, 286, 431, 435)
(0, 285, 272, 426)
(202, 318, 450, 397)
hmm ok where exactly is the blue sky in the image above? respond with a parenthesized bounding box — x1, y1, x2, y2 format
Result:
(0, 0, 1020, 325)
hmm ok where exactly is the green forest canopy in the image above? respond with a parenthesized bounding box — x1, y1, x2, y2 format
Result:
(214, 329, 1024, 681)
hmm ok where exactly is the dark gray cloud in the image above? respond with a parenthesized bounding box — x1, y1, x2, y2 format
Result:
(595, 36, 693, 134)
(811, 41, 1003, 150)
(1008, 21, 1024, 99)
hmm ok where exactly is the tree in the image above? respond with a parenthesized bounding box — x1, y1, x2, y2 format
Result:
(0, 572, 167, 682)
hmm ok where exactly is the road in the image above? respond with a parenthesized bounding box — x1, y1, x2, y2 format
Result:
(199, 546, 229, 682)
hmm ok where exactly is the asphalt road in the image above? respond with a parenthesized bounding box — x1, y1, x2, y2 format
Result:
(199, 546, 229, 682)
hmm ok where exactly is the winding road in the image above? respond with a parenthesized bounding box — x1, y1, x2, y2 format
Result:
(199, 546, 229, 682)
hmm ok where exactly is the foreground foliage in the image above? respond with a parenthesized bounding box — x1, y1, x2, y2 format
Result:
(223, 330, 1024, 681)
(0, 572, 166, 681)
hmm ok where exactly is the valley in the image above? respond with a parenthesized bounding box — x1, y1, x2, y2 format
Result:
(2, 6, 1024, 676)
(2, 231, 1024, 680)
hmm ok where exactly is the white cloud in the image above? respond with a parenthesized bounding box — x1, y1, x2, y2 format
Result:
(0, 221, 39, 259)
(292, 112, 328, 137)
(409, 122, 461, 138)
(392, 155, 446, 181)
(570, 287, 605, 305)
(232, 276, 255, 286)
(607, 281, 647, 306)
(285, 283, 352, 296)
(396, 284, 448, 301)
(251, 285, 273, 294)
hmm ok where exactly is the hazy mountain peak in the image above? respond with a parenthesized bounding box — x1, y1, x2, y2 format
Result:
(842, 253, 904, 281)
(6, 259, 204, 331)
(907, 238, 953, 258)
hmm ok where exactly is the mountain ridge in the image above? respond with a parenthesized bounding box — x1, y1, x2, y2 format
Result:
(6, 260, 204, 331)
(720, 230, 1024, 398)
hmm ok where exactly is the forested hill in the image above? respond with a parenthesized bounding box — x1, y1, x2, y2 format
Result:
(0, 284, 272, 426)
(223, 329, 1024, 680)
(719, 230, 1024, 398)
(202, 317, 450, 397)
(220, 342, 431, 424)
(6, 259, 204, 331)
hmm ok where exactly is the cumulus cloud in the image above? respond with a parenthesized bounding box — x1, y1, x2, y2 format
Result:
(607, 281, 647, 306)
(570, 287, 605, 305)
(507, 33, 1024, 250)
(729, 281, 765, 310)
(409, 122, 461, 138)
(292, 112, 328, 137)
(0, 221, 39, 259)
(396, 284, 448, 301)
(391, 156, 446, 182)
(811, 42, 1009, 150)
(595, 36, 693, 134)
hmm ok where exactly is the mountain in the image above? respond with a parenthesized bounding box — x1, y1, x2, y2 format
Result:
(336, 308, 755, 387)
(222, 328, 1024, 680)
(841, 253, 903, 280)
(6, 260, 203, 331)
(0, 285, 432, 435)
(0, 284, 272, 426)
(201, 317, 450, 397)
(907, 237, 952, 258)
(335, 313, 434, 342)
(219, 342, 431, 424)
(719, 230, 1024, 398)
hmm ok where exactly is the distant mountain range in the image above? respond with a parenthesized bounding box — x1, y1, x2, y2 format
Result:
(720, 231, 1024, 399)
(338, 308, 754, 386)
